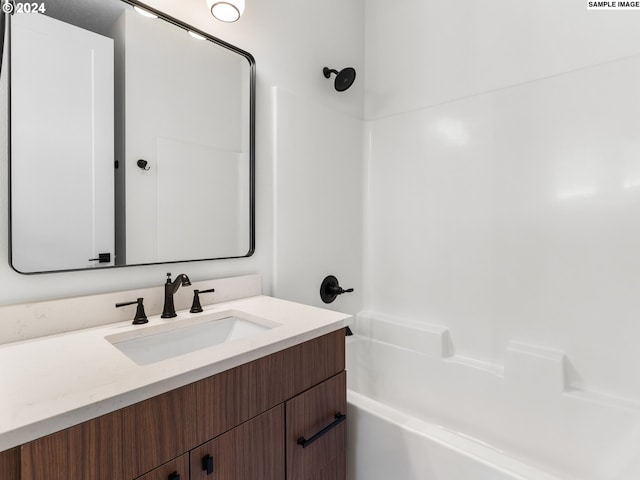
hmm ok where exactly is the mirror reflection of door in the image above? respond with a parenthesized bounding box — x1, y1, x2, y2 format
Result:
(10, 13, 115, 272)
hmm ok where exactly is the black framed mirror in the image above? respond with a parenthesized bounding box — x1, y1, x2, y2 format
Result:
(7, 0, 255, 274)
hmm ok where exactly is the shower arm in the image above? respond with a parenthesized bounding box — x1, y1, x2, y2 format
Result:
(323, 67, 340, 78)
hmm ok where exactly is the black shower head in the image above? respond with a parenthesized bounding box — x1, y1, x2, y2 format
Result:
(323, 66, 356, 92)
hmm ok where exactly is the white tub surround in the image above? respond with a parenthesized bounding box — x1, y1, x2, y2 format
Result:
(0, 276, 350, 451)
(348, 312, 640, 480)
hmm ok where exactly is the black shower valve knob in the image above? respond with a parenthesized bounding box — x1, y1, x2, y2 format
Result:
(320, 275, 354, 304)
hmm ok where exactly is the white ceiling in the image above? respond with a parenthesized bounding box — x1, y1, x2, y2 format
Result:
(43, 0, 128, 36)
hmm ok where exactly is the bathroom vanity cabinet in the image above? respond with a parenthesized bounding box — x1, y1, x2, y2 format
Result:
(2, 329, 346, 480)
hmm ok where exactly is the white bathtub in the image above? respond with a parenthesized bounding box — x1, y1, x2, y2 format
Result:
(347, 390, 559, 480)
(346, 315, 640, 480)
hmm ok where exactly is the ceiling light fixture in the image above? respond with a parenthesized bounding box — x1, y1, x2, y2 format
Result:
(207, 0, 245, 22)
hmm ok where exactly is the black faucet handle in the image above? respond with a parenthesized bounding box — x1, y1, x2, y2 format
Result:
(166, 272, 172, 283)
(190, 288, 216, 313)
(115, 297, 148, 325)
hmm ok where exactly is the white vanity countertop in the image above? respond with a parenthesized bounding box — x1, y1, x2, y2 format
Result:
(0, 295, 350, 451)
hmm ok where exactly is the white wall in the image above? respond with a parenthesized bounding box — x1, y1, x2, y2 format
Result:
(151, 0, 366, 313)
(0, 0, 364, 308)
(364, 0, 640, 403)
(272, 87, 363, 315)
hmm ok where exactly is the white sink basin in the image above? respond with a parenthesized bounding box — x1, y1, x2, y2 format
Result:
(106, 310, 277, 365)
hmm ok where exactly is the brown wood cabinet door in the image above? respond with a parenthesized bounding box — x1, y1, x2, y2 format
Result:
(190, 404, 284, 480)
(134, 453, 188, 480)
(122, 384, 197, 479)
(20, 411, 123, 480)
(0, 447, 20, 480)
(286, 371, 347, 480)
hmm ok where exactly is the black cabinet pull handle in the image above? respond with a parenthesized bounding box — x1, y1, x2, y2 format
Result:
(297, 412, 346, 449)
(202, 454, 214, 474)
(168, 472, 180, 480)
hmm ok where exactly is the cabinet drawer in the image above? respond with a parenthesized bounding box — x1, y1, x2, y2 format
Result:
(286, 371, 346, 480)
(190, 405, 284, 480)
(195, 329, 344, 444)
(134, 454, 188, 480)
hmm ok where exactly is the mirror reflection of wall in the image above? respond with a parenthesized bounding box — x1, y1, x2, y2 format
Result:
(116, 9, 250, 265)
(9, 0, 254, 274)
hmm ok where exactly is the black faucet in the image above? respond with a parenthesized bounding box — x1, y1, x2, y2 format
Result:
(161, 272, 192, 318)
